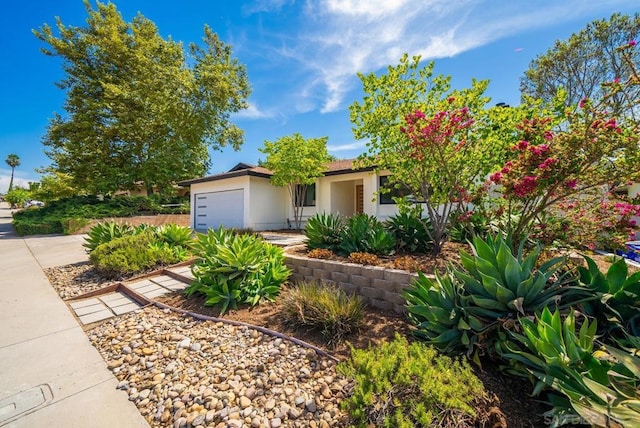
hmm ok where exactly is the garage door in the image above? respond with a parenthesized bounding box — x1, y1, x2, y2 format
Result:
(194, 189, 244, 231)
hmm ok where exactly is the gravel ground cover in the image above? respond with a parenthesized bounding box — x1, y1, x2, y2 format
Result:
(89, 307, 349, 428)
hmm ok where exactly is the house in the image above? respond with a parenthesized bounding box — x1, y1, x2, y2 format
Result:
(177, 160, 408, 231)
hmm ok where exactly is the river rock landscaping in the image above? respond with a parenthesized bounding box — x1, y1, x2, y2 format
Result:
(89, 307, 350, 428)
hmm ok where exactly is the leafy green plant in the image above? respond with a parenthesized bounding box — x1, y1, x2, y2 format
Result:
(155, 224, 193, 247)
(281, 282, 364, 344)
(555, 345, 640, 428)
(449, 210, 490, 243)
(338, 213, 395, 256)
(578, 255, 640, 338)
(337, 334, 495, 427)
(404, 235, 579, 358)
(385, 211, 432, 253)
(89, 232, 181, 278)
(304, 212, 344, 251)
(186, 228, 290, 314)
(405, 271, 477, 354)
(496, 308, 605, 394)
(83, 221, 136, 253)
(11, 195, 189, 236)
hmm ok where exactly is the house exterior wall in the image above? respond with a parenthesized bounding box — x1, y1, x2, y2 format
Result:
(317, 171, 377, 216)
(248, 177, 288, 230)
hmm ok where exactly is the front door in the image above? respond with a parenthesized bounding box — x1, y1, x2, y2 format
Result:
(356, 185, 364, 214)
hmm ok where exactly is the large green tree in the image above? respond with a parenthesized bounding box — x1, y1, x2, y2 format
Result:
(350, 55, 510, 253)
(521, 13, 640, 120)
(34, 1, 250, 195)
(259, 133, 331, 230)
(5, 153, 20, 192)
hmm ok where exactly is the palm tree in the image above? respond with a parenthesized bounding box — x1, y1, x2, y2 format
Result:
(5, 154, 20, 192)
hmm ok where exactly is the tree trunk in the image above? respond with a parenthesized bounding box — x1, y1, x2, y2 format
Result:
(8, 167, 15, 192)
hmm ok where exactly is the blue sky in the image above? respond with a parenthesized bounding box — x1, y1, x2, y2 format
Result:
(1, 0, 638, 192)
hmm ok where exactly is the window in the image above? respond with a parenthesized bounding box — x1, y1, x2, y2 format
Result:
(378, 176, 420, 204)
(294, 183, 316, 207)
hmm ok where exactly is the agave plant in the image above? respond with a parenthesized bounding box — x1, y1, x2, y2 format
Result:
(304, 212, 344, 251)
(83, 221, 135, 253)
(456, 235, 575, 320)
(338, 214, 395, 256)
(496, 308, 606, 393)
(155, 224, 193, 247)
(541, 345, 640, 428)
(186, 227, 290, 314)
(404, 271, 483, 355)
(578, 255, 640, 338)
(386, 211, 433, 253)
(404, 235, 582, 358)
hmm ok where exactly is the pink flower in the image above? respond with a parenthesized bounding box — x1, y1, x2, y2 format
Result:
(613, 77, 620, 84)
(490, 172, 502, 183)
(579, 98, 588, 108)
(513, 176, 538, 197)
(630, 40, 637, 47)
(565, 179, 577, 189)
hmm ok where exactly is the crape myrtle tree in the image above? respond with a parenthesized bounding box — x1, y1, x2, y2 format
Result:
(490, 41, 640, 248)
(521, 13, 640, 121)
(34, 1, 250, 195)
(259, 133, 331, 231)
(350, 54, 511, 254)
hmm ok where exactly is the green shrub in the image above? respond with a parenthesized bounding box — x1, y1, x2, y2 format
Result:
(304, 212, 344, 251)
(89, 232, 182, 278)
(386, 211, 432, 253)
(338, 213, 395, 256)
(5, 188, 31, 208)
(13, 218, 63, 236)
(404, 235, 579, 359)
(281, 282, 364, 344)
(61, 217, 89, 234)
(337, 335, 490, 427)
(11, 195, 189, 236)
(186, 228, 290, 314)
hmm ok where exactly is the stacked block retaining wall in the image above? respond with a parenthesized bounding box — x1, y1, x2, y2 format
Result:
(284, 252, 429, 314)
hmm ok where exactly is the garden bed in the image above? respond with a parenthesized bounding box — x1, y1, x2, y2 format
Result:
(46, 261, 548, 427)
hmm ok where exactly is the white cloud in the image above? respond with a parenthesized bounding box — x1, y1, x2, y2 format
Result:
(249, 0, 632, 114)
(327, 141, 366, 152)
(234, 102, 276, 119)
(0, 170, 34, 194)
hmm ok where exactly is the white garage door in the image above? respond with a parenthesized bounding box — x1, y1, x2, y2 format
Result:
(194, 189, 244, 231)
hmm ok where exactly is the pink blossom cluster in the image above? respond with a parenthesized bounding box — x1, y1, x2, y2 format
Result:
(512, 176, 538, 197)
(401, 105, 475, 160)
(489, 138, 561, 198)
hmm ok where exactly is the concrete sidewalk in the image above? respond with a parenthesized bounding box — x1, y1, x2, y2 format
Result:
(0, 203, 148, 427)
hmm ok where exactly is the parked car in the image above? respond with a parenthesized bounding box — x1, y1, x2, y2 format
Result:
(24, 200, 44, 208)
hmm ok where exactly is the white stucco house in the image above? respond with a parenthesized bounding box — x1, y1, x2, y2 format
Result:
(177, 160, 407, 232)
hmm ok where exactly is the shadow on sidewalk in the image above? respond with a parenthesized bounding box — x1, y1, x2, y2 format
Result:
(0, 207, 17, 239)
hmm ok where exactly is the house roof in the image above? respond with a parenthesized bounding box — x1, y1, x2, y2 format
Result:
(178, 159, 374, 186)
